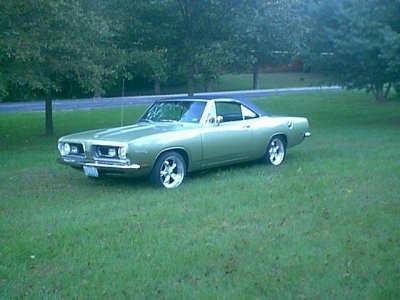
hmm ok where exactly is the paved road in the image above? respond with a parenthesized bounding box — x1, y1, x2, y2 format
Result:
(0, 86, 341, 113)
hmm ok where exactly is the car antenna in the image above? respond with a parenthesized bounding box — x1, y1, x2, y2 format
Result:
(120, 77, 125, 127)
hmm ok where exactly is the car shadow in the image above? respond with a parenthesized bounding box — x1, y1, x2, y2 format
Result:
(76, 152, 303, 189)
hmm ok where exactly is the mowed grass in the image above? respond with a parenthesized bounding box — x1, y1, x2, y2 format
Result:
(1, 91, 399, 299)
(212, 72, 328, 91)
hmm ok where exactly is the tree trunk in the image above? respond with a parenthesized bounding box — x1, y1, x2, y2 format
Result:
(384, 83, 392, 99)
(371, 83, 385, 102)
(154, 78, 161, 95)
(205, 77, 211, 92)
(186, 23, 195, 97)
(68, 81, 73, 99)
(187, 51, 194, 97)
(252, 64, 260, 90)
(45, 92, 54, 136)
(177, 0, 195, 97)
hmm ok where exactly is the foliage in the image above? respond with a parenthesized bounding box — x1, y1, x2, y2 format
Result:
(306, 0, 400, 101)
(195, 42, 235, 91)
(173, 0, 238, 95)
(2, 0, 399, 103)
(1, 91, 400, 298)
(0, 0, 119, 134)
(232, 0, 306, 89)
(0, 0, 116, 100)
(64, 72, 328, 98)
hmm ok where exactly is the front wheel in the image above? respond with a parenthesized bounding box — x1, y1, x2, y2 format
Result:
(265, 136, 286, 166)
(150, 151, 186, 188)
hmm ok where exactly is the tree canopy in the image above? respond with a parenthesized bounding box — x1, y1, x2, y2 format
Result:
(0, 0, 116, 100)
(307, 0, 400, 101)
(1, 0, 118, 134)
(1, 0, 400, 134)
(232, 0, 305, 89)
(1, 0, 308, 103)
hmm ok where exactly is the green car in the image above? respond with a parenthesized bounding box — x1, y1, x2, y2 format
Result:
(57, 98, 310, 188)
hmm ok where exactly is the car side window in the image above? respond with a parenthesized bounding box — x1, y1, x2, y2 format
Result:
(215, 102, 243, 122)
(241, 105, 258, 120)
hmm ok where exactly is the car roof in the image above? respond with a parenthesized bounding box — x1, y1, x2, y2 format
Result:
(155, 97, 269, 116)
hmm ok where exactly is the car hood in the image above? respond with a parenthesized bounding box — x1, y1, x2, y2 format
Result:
(60, 123, 192, 143)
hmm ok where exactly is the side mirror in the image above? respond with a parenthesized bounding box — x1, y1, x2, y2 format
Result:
(210, 115, 223, 126)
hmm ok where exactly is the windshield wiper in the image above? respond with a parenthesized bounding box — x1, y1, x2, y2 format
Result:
(138, 118, 155, 124)
(159, 119, 179, 123)
(158, 119, 184, 126)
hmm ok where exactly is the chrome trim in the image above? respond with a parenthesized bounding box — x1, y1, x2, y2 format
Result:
(91, 144, 128, 160)
(86, 140, 127, 147)
(93, 157, 130, 164)
(57, 157, 140, 170)
(62, 153, 86, 159)
(84, 162, 140, 170)
(62, 157, 85, 163)
(304, 131, 311, 137)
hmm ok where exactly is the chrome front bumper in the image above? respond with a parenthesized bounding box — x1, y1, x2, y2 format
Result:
(57, 157, 141, 170)
(84, 162, 140, 170)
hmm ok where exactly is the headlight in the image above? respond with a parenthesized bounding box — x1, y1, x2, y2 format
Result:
(71, 145, 78, 154)
(59, 142, 85, 156)
(108, 148, 117, 157)
(118, 146, 127, 159)
(58, 142, 71, 156)
(64, 143, 71, 155)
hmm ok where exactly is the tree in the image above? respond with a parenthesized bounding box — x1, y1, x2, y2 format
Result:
(175, 0, 237, 95)
(307, 0, 400, 101)
(0, 0, 116, 135)
(232, 0, 305, 89)
(129, 1, 177, 95)
(195, 42, 235, 92)
(93, 0, 237, 96)
(90, 0, 178, 95)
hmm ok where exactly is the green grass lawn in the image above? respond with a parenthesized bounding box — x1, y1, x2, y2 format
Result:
(1, 91, 399, 299)
(212, 72, 328, 91)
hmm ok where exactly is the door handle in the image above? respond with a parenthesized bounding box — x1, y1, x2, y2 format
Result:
(243, 125, 251, 129)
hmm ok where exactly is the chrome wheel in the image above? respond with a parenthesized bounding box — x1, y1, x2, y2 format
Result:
(267, 137, 286, 166)
(151, 151, 186, 188)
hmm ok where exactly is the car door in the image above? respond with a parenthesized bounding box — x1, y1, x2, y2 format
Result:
(201, 101, 253, 167)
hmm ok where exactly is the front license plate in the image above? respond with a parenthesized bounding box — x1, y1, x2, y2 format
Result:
(83, 166, 99, 177)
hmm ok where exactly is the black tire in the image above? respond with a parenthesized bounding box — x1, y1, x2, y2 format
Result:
(265, 136, 286, 166)
(150, 151, 186, 188)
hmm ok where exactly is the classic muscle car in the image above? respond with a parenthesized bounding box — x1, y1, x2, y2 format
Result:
(57, 98, 310, 188)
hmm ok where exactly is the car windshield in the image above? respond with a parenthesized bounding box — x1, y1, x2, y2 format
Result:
(139, 101, 206, 123)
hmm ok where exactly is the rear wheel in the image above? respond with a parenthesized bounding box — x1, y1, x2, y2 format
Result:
(265, 136, 286, 166)
(150, 151, 186, 188)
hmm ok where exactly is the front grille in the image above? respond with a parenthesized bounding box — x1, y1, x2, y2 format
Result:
(91, 145, 121, 160)
(69, 143, 85, 156)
